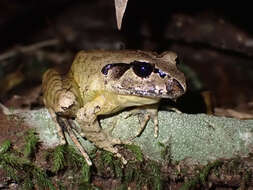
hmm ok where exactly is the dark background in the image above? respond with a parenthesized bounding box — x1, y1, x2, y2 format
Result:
(1, 0, 253, 113)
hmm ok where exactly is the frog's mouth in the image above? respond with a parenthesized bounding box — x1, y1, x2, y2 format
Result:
(115, 78, 185, 100)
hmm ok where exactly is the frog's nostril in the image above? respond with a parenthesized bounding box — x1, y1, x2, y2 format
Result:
(61, 106, 68, 110)
(166, 79, 185, 97)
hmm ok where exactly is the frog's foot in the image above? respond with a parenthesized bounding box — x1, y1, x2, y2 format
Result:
(80, 121, 131, 164)
(96, 133, 130, 164)
(101, 118, 132, 145)
(101, 127, 132, 145)
(92, 134, 130, 164)
(104, 145, 128, 165)
(125, 106, 159, 139)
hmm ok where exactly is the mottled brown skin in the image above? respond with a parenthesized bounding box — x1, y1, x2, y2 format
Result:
(42, 50, 186, 164)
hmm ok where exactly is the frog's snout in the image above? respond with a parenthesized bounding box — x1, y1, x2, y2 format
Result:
(166, 78, 186, 98)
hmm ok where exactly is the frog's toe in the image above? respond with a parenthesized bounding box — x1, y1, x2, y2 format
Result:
(116, 152, 127, 165)
(104, 146, 127, 165)
(59, 136, 66, 145)
(124, 108, 145, 119)
(121, 139, 133, 145)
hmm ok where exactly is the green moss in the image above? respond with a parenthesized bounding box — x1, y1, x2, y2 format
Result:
(123, 163, 135, 182)
(52, 145, 66, 173)
(148, 161, 163, 190)
(23, 129, 39, 159)
(114, 159, 123, 179)
(121, 160, 164, 190)
(81, 159, 91, 183)
(50, 144, 91, 184)
(78, 182, 101, 190)
(23, 177, 34, 190)
(124, 144, 143, 162)
(179, 160, 223, 190)
(96, 150, 123, 179)
(0, 152, 30, 180)
(134, 167, 147, 189)
(0, 154, 20, 181)
(56, 181, 67, 190)
(0, 139, 55, 190)
(226, 157, 242, 175)
(65, 145, 91, 182)
(0, 140, 11, 153)
(0, 139, 94, 189)
(158, 142, 171, 162)
(116, 184, 128, 190)
(32, 166, 56, 190)
(0, 151, 55, 190)
(100, 150, 114, 165)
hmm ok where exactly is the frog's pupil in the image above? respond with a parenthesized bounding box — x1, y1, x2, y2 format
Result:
(131, 61, 153, 78)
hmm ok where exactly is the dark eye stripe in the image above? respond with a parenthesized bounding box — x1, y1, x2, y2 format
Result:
(101, 64, 113, 75)
(101, 63, 131, 79)
(101, 63, 130, 75)
(101, 61, 167, 79)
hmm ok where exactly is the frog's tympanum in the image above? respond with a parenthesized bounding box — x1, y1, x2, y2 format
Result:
(42, 50, 186, 164)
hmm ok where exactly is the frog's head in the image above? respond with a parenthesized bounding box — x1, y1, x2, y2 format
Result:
(101, 51, 186, 100)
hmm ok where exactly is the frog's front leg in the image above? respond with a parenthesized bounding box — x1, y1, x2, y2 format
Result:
(126, 104, 159, 139)
(42, 69, 77, 144)
(76, 101, 129, 164)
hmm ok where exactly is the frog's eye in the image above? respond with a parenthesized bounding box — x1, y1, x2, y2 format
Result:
(130, 61, 154, 78)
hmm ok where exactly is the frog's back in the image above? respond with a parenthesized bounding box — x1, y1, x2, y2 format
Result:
(70, 50, 157, 73)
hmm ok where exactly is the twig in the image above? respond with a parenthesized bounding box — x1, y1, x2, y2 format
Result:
(0, 102, 11, 115)
(0, 39, 60, 61)
(60, 118, 92, 166)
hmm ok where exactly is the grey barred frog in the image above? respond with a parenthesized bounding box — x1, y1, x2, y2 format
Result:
(42, 50, 186, 164)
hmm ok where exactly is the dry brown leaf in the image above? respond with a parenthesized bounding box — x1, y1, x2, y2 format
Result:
(215, 108, 253, 119)
(114, 0, 128, 30)
(0, 70, 24, 96)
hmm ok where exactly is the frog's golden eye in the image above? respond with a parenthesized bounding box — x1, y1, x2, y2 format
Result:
(130, 61, 154, 78)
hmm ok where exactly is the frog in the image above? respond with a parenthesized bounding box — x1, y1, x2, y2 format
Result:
(42, 50, 186, 165)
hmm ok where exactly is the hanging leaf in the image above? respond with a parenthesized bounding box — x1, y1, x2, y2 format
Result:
(114, 0, 128, 30)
